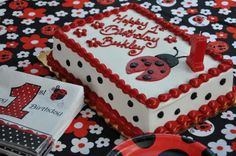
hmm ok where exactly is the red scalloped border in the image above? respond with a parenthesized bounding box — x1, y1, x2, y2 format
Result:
(47, 52, 236, 137)
(0, 119, 50, 139)
(53, 3, 233, 109)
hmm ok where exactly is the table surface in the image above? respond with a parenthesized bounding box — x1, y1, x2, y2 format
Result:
(0, 0, 236, 156)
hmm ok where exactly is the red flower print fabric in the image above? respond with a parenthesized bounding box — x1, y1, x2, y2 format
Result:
(20, 34, 47, 49)
(65, 116, 96, 138)
(19, 8, 46, 19)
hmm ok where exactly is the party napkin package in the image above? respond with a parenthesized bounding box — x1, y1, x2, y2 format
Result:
(0, 69, 84, 156)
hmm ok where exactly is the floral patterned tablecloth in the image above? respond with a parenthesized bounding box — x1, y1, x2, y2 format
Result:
(0, 0, 235, 156)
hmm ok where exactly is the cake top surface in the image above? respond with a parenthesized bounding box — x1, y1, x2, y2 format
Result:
(63, 7, 220, 100)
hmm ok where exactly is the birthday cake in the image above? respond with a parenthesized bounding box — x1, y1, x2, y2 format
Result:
(47, 3, 235, 137)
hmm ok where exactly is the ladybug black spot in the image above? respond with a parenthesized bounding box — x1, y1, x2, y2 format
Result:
(181, 136, 195, 144)
(159, 149, 189, 156)
(132, 134, 156, 149)
(143, 74, 152, 80)
(155, 54, 179, 68)
(148, 70, 154, 74)
(160, 69, 166, 73)
(141, 58, 147, 62)
(144, 61, 152, 66)
(130, 62, 138, 68)
(107, 149, 123, 156)
(155, 61, 164, 66)
(201, 149, 216, 156)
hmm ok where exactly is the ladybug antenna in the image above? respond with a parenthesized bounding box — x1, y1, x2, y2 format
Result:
(176, 56, 187, 59)
(173, 47, 179, 57)
(174, 47, 187, 59)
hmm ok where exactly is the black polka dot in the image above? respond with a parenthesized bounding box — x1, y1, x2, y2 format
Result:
(174, 108, 180, 115)
(97, 77, 103, 84)
(159, 149, 188, 156)
(57, 44, 61, 51)
(191, 92, 197, 100)
(157, 111, 164, 118)
(220, 78, 226, 86)
(132, 134, 156, 149)
(181, 136, 195, 144)
(201, 149, 215, 156)
(107, 149, 123, 156)
(66, 60, 70, 66)
(205, 93, 212, 100)
(77, 61, 83, 68)
(86, 75, 91, 82)
(133, 116, 139, 122)
(127, 100, 133, 107)
(108, 93, 113, 101)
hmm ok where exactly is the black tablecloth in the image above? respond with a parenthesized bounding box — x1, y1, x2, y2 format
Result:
(0, 0, 235, 156)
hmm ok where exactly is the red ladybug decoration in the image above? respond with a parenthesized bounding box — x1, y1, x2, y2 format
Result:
(195, 122, 213, 132)
(126, 47, 184, 82)
(193, 16, 204, 24)
(207, 41, 229, 53)
(108, 134, 215, 156)
(96, 0, 115, 5)
(0, 50, 13, 63)
(9, 0, 28, 10)
(41, 25, 58, 36)
(50, 86, 67, 101)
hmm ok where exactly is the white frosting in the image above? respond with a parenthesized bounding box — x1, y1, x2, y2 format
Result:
(65, 10, 219, 98)
(52, 9, 233, 133)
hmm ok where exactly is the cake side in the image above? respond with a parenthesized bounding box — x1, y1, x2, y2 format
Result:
(47, 51, 236, 136)
(54, 3, 233, 109)
(52, 38, 150, 132)
(51, 37, 233, 132)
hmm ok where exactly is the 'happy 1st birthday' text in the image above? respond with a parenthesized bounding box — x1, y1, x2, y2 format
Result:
(90, 14, 162, 56)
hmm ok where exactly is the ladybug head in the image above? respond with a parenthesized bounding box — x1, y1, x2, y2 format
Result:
(155, 47, 184, 68)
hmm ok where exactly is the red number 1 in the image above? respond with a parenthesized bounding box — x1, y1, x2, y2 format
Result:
(0, 83, 41, 119)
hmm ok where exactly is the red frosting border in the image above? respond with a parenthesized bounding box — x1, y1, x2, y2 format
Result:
(47, 53, 236, 137)
(53, 3, 233, 109)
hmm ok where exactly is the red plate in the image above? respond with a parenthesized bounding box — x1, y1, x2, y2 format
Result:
(107, 134, 215, 156)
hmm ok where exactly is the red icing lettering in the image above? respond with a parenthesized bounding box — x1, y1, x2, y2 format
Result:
(100, 25, 160, 48)
(0, 83, 41, 119)
(97, 36, 145, 55)
(113, 14, 148, 30)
